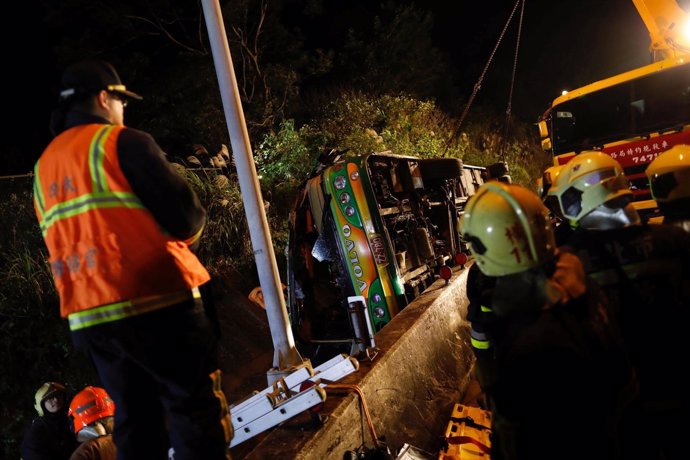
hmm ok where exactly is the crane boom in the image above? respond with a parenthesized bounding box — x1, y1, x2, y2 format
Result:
(632, 0, 690, 59)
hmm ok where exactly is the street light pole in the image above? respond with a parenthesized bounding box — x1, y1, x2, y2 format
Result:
(200, 0, 306, 383)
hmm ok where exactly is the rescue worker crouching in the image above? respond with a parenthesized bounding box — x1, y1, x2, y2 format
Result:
(460, 181, 638, 460)
(20, 382, 79, 460)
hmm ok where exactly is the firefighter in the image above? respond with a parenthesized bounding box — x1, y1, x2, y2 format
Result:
(467, 165, 569, 388)
(33, 60, 232, 460)
(68, 386, 116, 460)
(547, 150, 690, 460)
(20, 382, 79, 460)
(536, 164, 562, 200)
(645, 144, 690, 231)
(464, 258, 498, 389)
(461, 181, 636, 460)
(538, 164, 572, 245)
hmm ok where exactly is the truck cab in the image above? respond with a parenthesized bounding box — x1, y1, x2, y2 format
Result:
(537, 0, 690, 222)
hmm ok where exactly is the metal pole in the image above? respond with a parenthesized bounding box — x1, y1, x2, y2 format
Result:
(200, 0, 305, 381)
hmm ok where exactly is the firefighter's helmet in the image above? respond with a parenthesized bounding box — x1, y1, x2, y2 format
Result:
(34, 382, 67, 416)
(547, 151, 632, 225)
(460, 181, 556, 276)
(542, 165, 564, 198)
(68, 386, 115, 433)
(646, 144, 690, 204)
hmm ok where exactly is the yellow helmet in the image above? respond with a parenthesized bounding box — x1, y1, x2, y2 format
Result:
(645, 144, 690, 204)
(460, 181, 556, 276)
(539, 165, 564, 199)
(34, 382, 67, 416)
(547, 151, 631, 225)
(535, 176, 544, 197)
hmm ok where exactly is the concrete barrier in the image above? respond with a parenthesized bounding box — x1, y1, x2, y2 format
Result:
(241, 264, 478, 459)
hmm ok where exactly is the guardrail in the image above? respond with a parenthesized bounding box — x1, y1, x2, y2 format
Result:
(240, 264, 477, 460)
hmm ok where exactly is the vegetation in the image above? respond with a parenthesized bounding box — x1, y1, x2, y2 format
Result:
(0, 181, 98, 455)
(0, 99, 549, 455)
(1, 1, 553, 457)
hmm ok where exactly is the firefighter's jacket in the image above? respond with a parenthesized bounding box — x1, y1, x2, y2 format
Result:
(564, 224, 690, 409)
(466, 252, 638, 460)
(33, 115, 210, 330)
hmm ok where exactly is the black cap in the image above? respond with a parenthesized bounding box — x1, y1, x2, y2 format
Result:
(59, 59, 143, 102)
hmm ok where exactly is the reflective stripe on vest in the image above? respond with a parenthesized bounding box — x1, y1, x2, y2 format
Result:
(37, 123, 210, 319)
(68, 287, 201, 331)
(89, 125, 114, 192)
(470, 327, 491, 350)
(33, 162, 46, 221)
(183, 225, 205, 247)
(37, 126, 145, 236)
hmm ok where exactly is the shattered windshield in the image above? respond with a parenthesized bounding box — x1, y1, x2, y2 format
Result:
(551, 63, 690, 155)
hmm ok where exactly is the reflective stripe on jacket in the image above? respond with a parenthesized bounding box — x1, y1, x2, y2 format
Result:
(470, 326, 491, 350)
(34, 123, 210, 321)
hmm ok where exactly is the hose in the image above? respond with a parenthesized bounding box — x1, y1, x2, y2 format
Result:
(325, 383, 379, 448)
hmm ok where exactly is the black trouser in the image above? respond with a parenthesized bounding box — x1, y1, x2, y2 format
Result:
(72, 296, 231, 460)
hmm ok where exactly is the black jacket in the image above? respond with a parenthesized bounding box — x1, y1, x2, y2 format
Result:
(20, 410, 78, 460)
(469, 253, 638, 460)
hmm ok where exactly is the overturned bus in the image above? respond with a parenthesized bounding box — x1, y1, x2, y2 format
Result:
(286, 150, 485, 362)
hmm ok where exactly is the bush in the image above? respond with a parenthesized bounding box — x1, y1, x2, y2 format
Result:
(0, 180, 99, 458)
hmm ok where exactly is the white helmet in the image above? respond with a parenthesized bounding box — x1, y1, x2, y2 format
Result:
(547, 151, 633, 227)
(646, 144, 690, 205)
(460, 181, 556, 276)
(537, 165, 564, 200)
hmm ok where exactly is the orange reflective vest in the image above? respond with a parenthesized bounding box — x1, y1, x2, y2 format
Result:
(33, 124, 210, 330)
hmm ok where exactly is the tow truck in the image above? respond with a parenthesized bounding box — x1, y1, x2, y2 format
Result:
(537, 0, 690, 222)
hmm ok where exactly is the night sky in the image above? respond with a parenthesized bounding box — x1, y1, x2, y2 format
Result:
(429, 0, 652, 116)
(2, 0, 683, 176)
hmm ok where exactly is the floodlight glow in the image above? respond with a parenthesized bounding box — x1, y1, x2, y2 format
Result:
(682, 18, 690, 43)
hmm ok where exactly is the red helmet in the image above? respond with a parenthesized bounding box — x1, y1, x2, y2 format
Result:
(68, 386, 115, 432)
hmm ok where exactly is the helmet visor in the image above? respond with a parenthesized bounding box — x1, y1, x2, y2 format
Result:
(560, 187, 584, 219)
(581, 168, 616, 186)
(650, 172, 678, 200)
(559, 173, 630, 220)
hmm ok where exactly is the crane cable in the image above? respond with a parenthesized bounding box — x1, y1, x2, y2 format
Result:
(446, 0, 524, 155)
(501, 0, 526, 162)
